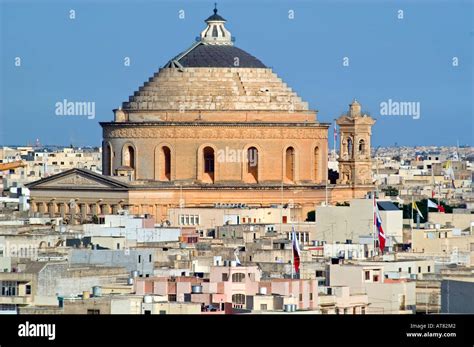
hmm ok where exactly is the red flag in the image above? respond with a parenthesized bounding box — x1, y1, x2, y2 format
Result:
(431, 190, 435, 198)
(438, 205, 445, 213)
(291, 228, 301, 273)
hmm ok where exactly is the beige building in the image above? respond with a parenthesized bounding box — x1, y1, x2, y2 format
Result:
(0, 228, 65, 259)
(26, 8, 376, 224)
(411, 228, 474, 266)
(0, 261, 128, 313)
(358, 258, 435, 280)
(415, 280, 441, 314)
(167, 206, 292, 230)
(62, 295, 143, 314)
(318, 286, 369, 314)
(1, 146, 101, 190)
(142, 301, 202, 314)
(428, 212, 473, 231)
(329, 263, 416, 314)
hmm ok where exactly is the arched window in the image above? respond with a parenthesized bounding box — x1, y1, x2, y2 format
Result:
(347, 138, 353, 159)
(203, 146, 215, 183)
(232, 294, 245, 305)
(314, 147, 319, 182)
(358, 139, 365, 154)
(103, 142, 112, 175)
(232, 273, 246, 283)
(285, 147, 295, 181)
(123, 145, 135, 169)
(247, 147, 258, 183)
(159, 146, 171, 181)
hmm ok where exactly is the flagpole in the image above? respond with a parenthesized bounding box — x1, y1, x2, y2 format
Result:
(437, 183, 440, 208)
(325, 180, 328, 206)
(373, 191, 377, 257)
(426, 199, 429, 224)
(290, 226, 294, 280)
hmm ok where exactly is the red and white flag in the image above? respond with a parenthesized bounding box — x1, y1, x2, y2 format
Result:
(291, 227, 301, 273)
(373, 197, 386, 252)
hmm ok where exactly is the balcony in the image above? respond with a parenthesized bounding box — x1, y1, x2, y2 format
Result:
(0, 295, 32, 305)
(318, 295, 336, 307)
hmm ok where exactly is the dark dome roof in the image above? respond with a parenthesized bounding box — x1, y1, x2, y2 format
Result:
(205, 13, 226, 22)
(205, 7, 226, 22)
(168, 43, 266, 68)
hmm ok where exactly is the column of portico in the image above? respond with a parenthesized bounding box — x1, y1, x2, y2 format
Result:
(59, 203, 66, 219)
(79, 203, 87, 222)
(48, 201, 56, 218)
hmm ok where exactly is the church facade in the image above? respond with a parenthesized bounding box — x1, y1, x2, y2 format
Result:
(27, 8, 375, 224)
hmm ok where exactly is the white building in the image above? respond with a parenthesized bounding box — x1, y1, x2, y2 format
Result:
(82, 214, 180, 245)
(315, 198, 403, 245)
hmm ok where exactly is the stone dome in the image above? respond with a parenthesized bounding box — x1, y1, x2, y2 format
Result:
(120, 7, 313, 118)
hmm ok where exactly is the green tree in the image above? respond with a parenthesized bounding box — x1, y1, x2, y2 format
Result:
(382, 186, 399, 197)
(335, 202, 349, 206)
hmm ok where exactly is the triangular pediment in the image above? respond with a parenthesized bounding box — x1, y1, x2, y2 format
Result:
(26, 169, 129, 190)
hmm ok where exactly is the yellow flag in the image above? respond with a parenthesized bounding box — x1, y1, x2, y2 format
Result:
(412, 202, 424, 218)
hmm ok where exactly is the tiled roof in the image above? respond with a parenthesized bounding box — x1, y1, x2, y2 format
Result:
(174, 43, 266, 68)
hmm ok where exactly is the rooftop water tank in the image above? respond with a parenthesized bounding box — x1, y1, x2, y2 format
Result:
(92, 286, 102, 297)
(259, 287, 267, 295)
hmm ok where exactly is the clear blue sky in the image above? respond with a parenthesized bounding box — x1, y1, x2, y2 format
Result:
(0, 0, 472, 147)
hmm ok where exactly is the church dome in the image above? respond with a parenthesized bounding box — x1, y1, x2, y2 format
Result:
(120, 7, 312, 116)
(168, 44, 266, 69)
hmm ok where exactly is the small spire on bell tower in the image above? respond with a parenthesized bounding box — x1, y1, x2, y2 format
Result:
(349, 99, 361, 117)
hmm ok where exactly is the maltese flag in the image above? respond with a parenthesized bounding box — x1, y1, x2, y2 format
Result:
(374, 198, 386, 252)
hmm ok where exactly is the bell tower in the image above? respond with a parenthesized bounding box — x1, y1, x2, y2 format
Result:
(336, 100, 375, 185)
